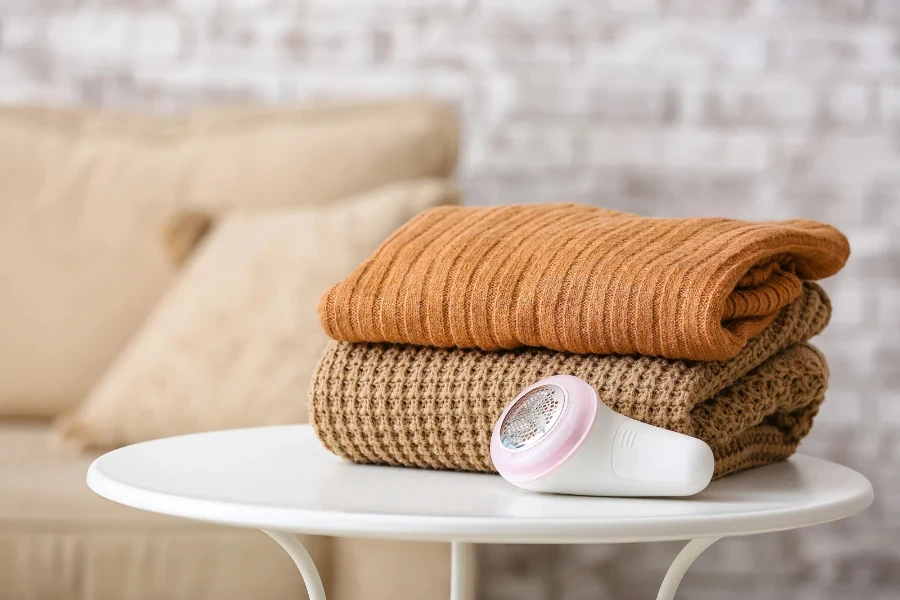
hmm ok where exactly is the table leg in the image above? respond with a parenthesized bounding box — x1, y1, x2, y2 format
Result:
(655, 537, 720, 600)
(262, 529, 327, 600)
(451, 541, 468, 600)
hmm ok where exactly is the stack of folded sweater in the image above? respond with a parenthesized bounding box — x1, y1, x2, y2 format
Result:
(309, 204, 850, 479)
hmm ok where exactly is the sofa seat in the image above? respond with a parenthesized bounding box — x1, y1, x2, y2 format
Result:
(0, 420, 325, 600)
(0, 420, 459, 600)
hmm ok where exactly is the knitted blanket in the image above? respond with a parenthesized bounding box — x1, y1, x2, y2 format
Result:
(310, 283, 830, 479)
(318, 204, 848, 361)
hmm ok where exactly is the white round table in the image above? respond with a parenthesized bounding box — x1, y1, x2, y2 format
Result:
(87, 425, 873, 600)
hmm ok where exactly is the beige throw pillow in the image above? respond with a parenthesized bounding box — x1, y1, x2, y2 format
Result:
(0, 100, 458, 417)
(54, 180, 458, 449)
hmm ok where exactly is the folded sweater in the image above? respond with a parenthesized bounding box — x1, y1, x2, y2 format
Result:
(310, 283, 830, 479)
(319, 204, 848, 361)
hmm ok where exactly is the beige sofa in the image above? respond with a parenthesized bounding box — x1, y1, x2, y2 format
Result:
(0, 100, 460, 600)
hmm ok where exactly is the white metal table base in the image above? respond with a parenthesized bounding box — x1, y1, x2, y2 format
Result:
(655, 537, 720, 600)
(451, 541, 468, 600)
(263, 530, 326, 600)
(262, 532, 720, 600)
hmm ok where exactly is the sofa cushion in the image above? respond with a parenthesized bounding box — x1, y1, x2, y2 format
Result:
(54, 180, 458, 449)
(0, 419, 326, 599)
(0, 100, 458, 418)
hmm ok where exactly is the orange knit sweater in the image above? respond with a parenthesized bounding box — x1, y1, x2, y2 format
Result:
(319, 204, 849, 361)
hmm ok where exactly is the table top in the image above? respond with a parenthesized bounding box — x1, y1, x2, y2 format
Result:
(87, 425, 874, 544)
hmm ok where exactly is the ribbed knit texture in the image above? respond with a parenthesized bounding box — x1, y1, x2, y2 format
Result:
(319, 204, 849, 361)
(311, 283, 830, 479)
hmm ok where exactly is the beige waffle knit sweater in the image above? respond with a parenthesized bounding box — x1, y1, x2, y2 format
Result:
(319, 204, 848, 361)
(310, 283, 830, 479)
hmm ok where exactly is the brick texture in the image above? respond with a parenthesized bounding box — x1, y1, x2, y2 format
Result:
(1, 1, 897, 598)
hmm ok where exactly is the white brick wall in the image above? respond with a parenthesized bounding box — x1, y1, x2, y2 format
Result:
(1, 1, 897, 598)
